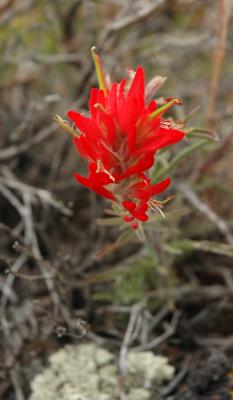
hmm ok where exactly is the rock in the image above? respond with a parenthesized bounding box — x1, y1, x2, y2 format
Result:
(30, 343, 175, 400)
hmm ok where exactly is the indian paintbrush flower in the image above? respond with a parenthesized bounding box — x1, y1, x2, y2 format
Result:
(58, 48, 185, 230)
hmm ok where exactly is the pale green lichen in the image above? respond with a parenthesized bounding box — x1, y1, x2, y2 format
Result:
(128, 388, 151, 400)
(30, 343, 174, 400)
(127, 351, 175, 387)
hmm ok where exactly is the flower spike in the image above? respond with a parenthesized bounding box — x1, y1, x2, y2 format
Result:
(91, 47, 108, 95)
(63, 53, 185, 229)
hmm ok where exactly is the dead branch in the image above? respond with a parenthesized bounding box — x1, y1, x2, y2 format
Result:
(103, 0, 166, 35)
(0, 123, 58, 161)
(178, 182, 233, 245)
(0, 0, 34, 27)
(195, 335, 233, 349)
(0, 171, 72, 216)
(118, 299, 147, 374)
(0, 0, 15, 14)
(147, 284, 233, 303)
(207, 0, 231, 126)
(195, 130, 233, 179)
(133, 310, 180, 352)
(162, 356, 191, 396)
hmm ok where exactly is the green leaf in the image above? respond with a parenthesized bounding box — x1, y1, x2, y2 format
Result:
(169, 239, 233, 258)
(154, 139, 208, 181)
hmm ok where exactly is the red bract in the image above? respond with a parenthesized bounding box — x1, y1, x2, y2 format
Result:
(67, 49, 184, 229)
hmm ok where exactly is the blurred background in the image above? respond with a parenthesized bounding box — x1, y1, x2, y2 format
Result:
(0, 0, 233, 398)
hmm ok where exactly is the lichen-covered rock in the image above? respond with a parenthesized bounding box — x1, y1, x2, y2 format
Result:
(30, 343, 174, 400)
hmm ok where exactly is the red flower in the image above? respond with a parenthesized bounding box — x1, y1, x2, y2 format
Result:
(67, 49, 184, 228)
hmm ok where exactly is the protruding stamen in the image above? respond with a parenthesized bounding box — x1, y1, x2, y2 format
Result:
(104, 169, 116, 182)
(96, 159, 102, 173)
(54, 115, 79, 137)
(155, 195, 175, 204)
(150, 97, 183, 120)
(96, 159, 116, 182)
(91, 47, 108, 95)
(94, 103, 106, 113)
(148, 200, 166, 218)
